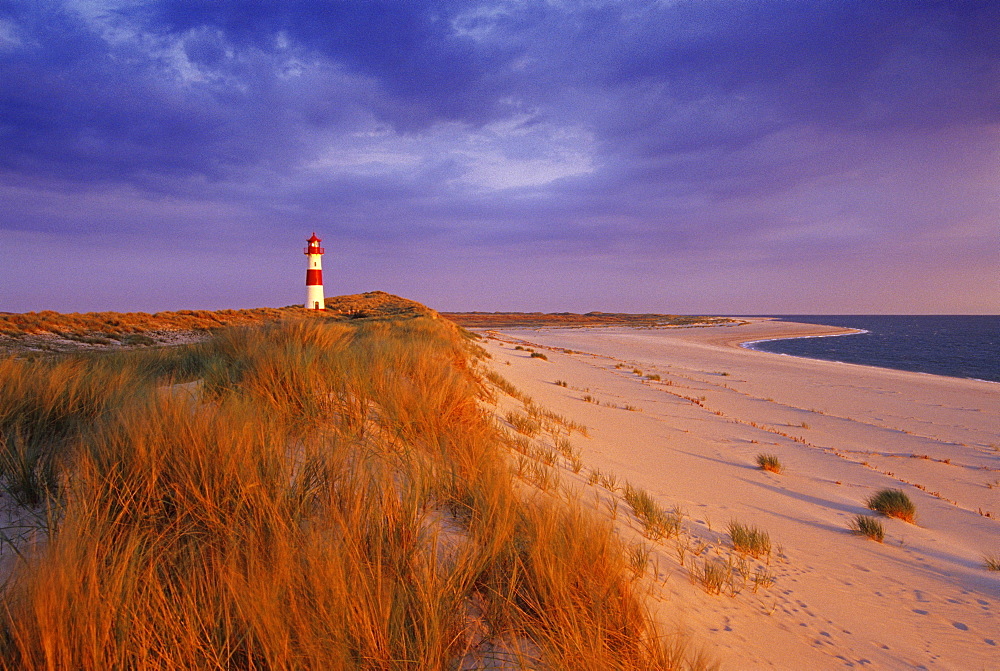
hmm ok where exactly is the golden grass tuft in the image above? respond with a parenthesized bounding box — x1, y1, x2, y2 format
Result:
(850, 515, 885, 542)
(727, 520, 772, 560)
(866, 488, 916, 523)
(755, 453, 783, 474)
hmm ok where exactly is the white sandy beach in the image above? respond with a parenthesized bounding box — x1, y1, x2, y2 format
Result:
(481, 319, 999, 670)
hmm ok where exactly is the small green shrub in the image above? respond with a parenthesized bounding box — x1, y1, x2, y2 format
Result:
(755, 453, 782, 474)
(646, 374, 661, 381)
(530, 352, 548, 360)
(983, 553, 1000, 571)
(554, 380, 568, 387)
(866, 488, 916, 523)
(727, 520, 771, 559)
(850, 515, 885, 542)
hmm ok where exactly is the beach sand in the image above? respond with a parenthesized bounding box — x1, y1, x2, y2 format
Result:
(481, 319, 999, 669)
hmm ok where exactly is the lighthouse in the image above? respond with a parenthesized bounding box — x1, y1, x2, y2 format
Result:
(304, 233, 325, 310)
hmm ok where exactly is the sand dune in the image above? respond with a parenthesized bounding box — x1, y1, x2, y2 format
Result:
(481, 319, 999, 669)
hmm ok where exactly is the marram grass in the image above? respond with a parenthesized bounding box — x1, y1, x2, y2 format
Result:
(866, 488, 916, 523)
(850, 515, 885, 542)
(0, 316, 712, 670)
(727, 520, 772, 559)
(755, 453, 783, 474)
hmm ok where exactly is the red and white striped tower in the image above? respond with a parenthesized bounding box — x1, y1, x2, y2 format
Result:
(304, 233, 325, 310)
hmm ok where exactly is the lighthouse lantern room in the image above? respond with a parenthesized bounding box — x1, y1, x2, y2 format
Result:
(304, 233, 325, 310)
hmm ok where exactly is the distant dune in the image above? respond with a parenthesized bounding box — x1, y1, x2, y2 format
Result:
(442, 311, 738, 329)
(0, 291, 434, 354)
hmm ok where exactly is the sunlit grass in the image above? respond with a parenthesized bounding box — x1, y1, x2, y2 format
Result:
(727, 520, 772, 560)
(850, 515, 885, 542)
(0, 316, 710, 670)
(755, 453, 783, 474)
(866, 488, 916, 523)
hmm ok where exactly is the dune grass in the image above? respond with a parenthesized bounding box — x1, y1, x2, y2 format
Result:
(623, 485, 683, 541)
(866, 488, 916, 523)
(0, 316, 710, 670)
(755, 453, 783, 474)
(690, 558, 730, 596)
(850, 515, 885, 542)
(727, 520, 772, 560)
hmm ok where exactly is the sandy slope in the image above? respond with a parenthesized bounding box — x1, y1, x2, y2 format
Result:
(480, 320, 999, 670)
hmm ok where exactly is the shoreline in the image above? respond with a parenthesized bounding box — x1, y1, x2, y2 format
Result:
(735, 319, 999, 385)
(480, 320, 1000, 669)
(738, 327, 869, 350)
(497, 317, 999, 386)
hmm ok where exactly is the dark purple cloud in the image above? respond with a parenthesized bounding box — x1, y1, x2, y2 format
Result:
(1, 1, 997, 313)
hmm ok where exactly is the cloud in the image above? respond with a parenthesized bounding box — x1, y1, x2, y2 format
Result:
(1, 1, 998, 311)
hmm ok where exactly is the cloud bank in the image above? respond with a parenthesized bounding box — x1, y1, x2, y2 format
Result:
(2, 1, 998, 312)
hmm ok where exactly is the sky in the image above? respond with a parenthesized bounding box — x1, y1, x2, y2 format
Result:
(2, 0, 998, 315)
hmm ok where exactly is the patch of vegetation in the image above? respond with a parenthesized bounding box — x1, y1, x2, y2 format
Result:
(0, 293, 437, 356)
(505, 410, 542, 437)
(755, 453, 783, 474)
(121, 333, 156, 346)
(624, 485, 682, 541)
(530, 351, 548, 360)
(983, 553, 1000, 571)
(850, 515, 885, 542)
(690, 558, 730, 596)
(0, 316, 711, 669)
(727, 520, 772, 559)
(866, 488, 916, 523)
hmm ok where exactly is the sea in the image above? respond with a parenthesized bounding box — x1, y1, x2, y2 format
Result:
(738, 316, 1000, 384)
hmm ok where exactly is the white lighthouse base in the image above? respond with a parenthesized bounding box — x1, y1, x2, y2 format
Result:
(306, 285, 325, 310)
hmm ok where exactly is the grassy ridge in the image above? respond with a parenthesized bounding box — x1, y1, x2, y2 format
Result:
(0, 292, 433, 355)
(0, 316, 709, 669)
